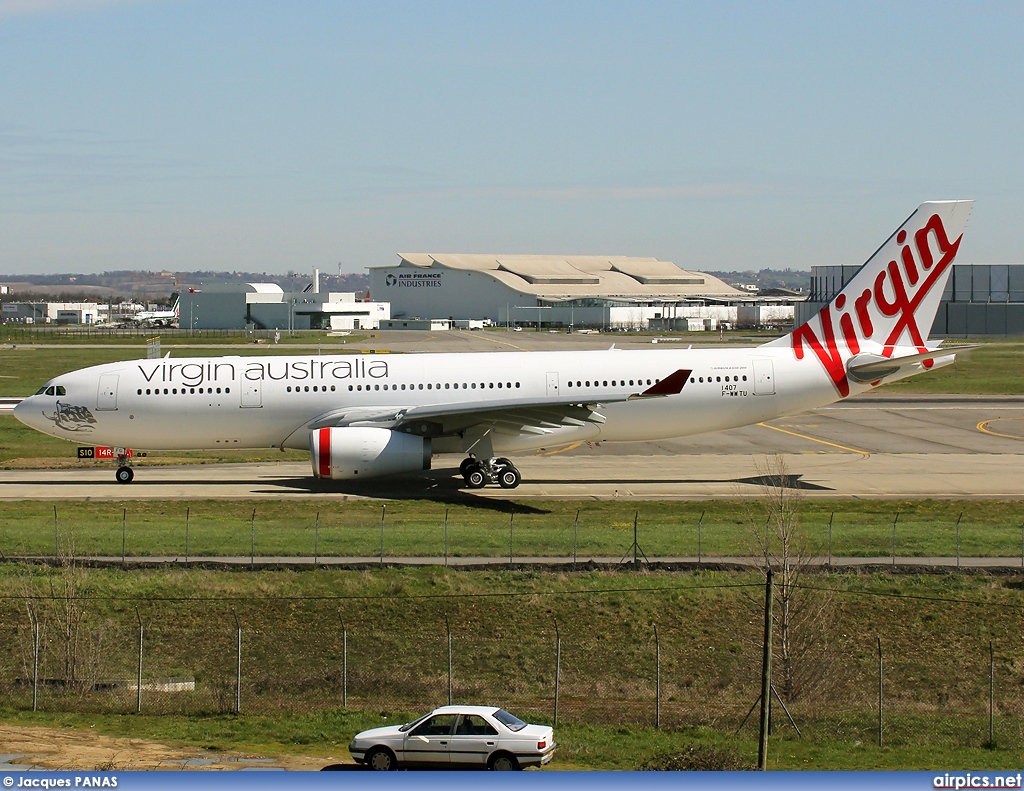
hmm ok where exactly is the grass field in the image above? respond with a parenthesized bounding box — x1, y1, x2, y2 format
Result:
(1, 566, 1023, 769)
(1, 498, 1023, 560)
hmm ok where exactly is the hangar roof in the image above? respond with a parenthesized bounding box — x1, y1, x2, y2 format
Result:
(385, 254, 743, 301)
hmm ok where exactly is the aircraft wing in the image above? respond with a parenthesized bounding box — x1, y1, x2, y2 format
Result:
(303, 369, 692, 439)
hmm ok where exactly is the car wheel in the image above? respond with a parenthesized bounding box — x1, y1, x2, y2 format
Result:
(365, 747, 396, 771)
(489, 752, 520, 771)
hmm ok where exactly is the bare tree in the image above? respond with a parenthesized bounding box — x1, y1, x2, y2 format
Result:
(745, 454, 837, 703)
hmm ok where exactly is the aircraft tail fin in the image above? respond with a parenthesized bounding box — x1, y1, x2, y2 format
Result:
(764, 200, 973, 396)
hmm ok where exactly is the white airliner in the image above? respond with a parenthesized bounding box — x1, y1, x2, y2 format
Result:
(130, 293, 180, 327)
(14, 201, 973, 487)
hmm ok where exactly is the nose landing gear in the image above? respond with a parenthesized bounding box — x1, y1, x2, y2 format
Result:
(113, 448, 134, 484)
(460, 456, 521, 489)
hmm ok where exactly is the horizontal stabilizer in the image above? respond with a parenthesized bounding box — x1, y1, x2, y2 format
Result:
(846, 346, 978, 383)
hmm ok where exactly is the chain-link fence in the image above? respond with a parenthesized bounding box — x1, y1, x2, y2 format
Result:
(5, 504, 1024, 564)
(2, 583, 1023, 751)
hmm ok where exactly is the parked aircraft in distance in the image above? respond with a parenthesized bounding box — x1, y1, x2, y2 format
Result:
(14, 201, 973, 488)
(129, 293, 180, 327)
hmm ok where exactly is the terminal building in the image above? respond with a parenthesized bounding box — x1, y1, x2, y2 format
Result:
(797, 263, 1024, 336)
(369, 253, 798, 330)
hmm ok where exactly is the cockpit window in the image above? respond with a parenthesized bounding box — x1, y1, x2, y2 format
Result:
(37, 385, 66, 396)
(55, 386, 66, 396)
(35, 386, 47, 395)
(45, 387, 55, 396)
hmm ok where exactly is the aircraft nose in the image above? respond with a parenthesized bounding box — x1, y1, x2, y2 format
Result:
(12, 396, 41, 429)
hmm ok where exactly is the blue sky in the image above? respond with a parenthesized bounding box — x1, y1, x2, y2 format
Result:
(1, 0, 1022, 274)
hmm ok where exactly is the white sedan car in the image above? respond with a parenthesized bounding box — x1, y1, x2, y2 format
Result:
(349, 705, 556, 771)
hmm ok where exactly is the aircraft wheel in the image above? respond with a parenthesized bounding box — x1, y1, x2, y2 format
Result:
(115, 466, 134, 484)
(459, 458, 476, 477)
(466, 468, 487, 489)
(498, 466, 521, 489)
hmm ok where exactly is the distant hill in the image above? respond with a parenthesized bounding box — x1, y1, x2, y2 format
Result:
(705, 268, 809, 292)
(0, 270, 371, 304)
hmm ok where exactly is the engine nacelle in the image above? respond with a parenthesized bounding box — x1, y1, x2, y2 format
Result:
(309, 427, 431, 480)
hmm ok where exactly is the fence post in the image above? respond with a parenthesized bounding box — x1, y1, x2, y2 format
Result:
(877, 637, 883, 747)
(891, 512, 900, 566)
(697, 510, 705, 565)
(553, 619, 561, 727)
(233, 610, 242, 714)
(827, 512, 834, 567)
(508, 511, 515, 570)
(53, 505, 59, 563)
(572, 509, 580, 571)
(758, 570, 773, 770)
(380, 505, 386, 565)
(989, 641, 995, 748)
(185, 507, 190, 566)
(634, 512, 640, 567)
(654, 624, 661, 729)
(136, 608, 144, 714)
(445, 613, 453, 705)
(343, 627, 349, 708)
(444, 509, 449, 568)
(28, 604, 40, 712)
(121, 508, 127, 566)
(955, 512, 963, 570)
(249, 508, 256, 567)
(314, 511, 320, 566)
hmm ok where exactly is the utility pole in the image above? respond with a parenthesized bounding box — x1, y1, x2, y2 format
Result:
(758, 570, 774, 770)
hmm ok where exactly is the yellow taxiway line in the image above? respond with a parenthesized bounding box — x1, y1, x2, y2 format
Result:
(977, 418, 1024, 441)
(758, 422, 871, 456)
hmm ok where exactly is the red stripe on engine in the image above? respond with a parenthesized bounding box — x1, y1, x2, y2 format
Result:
(318, 428, 331, 478)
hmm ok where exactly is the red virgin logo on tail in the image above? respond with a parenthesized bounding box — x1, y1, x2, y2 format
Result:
(792, 213, 962, 397)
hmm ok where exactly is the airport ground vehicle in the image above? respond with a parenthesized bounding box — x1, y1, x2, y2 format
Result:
(348, 705, 555, 770)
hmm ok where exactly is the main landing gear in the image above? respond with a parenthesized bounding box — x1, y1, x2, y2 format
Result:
(460, 456, 522, 489)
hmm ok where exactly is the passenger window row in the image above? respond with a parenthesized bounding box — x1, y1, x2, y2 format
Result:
(346, 382, 521, 392)
(138, 387, 229, 395)
(690, 375, 747, 383)
(567, 378, 655, 388)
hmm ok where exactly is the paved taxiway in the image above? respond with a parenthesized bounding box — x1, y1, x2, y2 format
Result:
(1, 394, 1021, 501)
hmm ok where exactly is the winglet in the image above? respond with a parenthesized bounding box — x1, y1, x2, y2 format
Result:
(630, 369, 692, 399)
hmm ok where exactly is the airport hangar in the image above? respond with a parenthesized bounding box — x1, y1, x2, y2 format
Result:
(799, 263, 1024, 336)
(369, 254, 798, 330)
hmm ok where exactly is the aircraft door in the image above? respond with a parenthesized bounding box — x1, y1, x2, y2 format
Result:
(240, 379, 262, 408)
(546, 372, 559, 397)
(97, 374, 118, 411)
(752, 359, 776, 396)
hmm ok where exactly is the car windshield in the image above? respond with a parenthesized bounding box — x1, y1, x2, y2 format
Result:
(399, 713, 432, 733)
(493, 709, 527, 731)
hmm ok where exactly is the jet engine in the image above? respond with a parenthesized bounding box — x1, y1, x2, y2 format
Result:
(309, 427, 431, 480)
